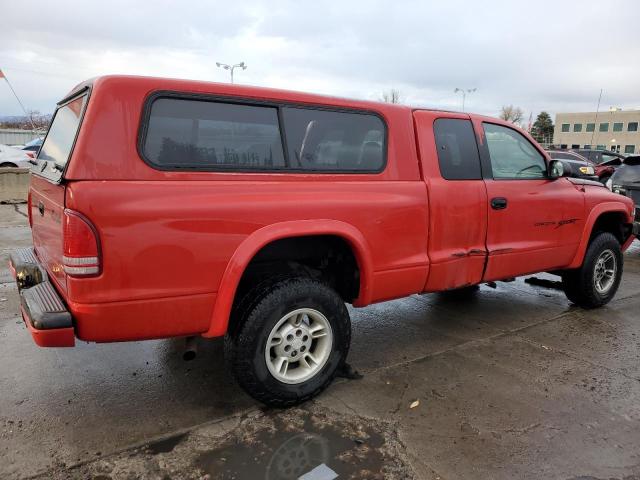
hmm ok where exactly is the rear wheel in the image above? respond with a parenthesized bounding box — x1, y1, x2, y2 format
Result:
(562, 232, 623, 308)
(225, 276, 351, 407)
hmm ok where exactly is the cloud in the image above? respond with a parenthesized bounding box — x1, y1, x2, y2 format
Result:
(1, 0, 639, 119)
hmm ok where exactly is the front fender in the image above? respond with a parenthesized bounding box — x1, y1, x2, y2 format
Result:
(202, 219, 374, 338)
(567, 201, 633, 269)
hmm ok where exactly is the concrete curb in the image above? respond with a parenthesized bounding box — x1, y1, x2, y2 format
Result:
(0, 168, 29, 203)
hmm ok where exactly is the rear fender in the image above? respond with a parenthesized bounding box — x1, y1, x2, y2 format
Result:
(202, 219, 373, 338)
(567, 202, 633, 269)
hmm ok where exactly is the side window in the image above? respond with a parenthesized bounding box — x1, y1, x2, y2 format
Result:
(483, 123, 547, 179)
(281, 107, 385, 172)
(433, 118, 481, 180)
(143, 98, 285, 169)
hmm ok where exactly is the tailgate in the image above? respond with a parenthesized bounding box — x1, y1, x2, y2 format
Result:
(30, 175, 67, 294)
(29, 91, 89, 295)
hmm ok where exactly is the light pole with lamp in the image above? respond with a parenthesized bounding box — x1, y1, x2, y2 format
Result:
(216, 61, 247, 84)
(454, 87, 477, 112)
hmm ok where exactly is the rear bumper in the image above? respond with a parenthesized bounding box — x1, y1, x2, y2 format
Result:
(9, 247, 75, 347)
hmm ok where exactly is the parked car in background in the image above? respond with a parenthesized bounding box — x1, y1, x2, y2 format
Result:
(546, 150, 599, 182)
(0, 143, 32, 168)
(21, 137, 43, 154)
(573, 149, 625, 183)
(609, 155, 640, 239)
(575, 149, 626, 165)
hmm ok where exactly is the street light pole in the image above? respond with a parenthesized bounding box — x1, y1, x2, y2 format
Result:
(216, 61, 247, 84)
(454, 87, 477, 112)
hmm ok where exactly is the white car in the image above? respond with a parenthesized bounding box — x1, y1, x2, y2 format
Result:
(0, 144, 32, 168)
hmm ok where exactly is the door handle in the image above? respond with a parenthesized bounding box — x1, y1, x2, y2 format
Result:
(38, 201, 45, 216)
(491, 197, 507, 210)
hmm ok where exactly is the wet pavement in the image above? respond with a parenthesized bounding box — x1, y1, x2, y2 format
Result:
(1, 203, 640, 479)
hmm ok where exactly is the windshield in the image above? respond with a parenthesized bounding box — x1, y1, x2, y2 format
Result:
(38, 94, 87, 170)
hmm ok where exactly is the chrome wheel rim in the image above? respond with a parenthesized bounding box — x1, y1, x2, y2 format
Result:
(593, 249, 617, 294)
(265, 308, 333, 385)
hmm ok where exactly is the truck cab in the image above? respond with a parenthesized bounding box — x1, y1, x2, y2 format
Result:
(10, 76, 638, 406)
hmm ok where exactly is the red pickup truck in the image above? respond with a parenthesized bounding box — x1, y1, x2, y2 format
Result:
(10, 76, 638, 406)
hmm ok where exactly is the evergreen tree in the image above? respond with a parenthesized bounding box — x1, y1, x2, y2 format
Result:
(531, 112, 554, 144)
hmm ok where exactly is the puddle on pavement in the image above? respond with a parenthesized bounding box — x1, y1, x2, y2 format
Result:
(195, 409, 388, 480)
(147, 432, 189, 454)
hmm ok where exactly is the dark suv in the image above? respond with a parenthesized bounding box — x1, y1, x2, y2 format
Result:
(610, 155, 640, 238)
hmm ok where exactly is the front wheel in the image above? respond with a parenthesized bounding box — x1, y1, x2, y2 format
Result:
(562, 232, 623, 308)
(225, 276, 351, 407)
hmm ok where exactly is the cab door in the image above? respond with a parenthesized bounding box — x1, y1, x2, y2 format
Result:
(474, 120, 585, 281)
(414, 111, 488, 291)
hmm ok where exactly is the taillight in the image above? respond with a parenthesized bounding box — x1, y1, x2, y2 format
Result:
(63, 209, 100, 276)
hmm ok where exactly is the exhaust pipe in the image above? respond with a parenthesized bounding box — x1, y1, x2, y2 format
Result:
(183, 336, 198, 361)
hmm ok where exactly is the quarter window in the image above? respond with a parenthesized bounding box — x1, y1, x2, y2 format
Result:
(586, 123, 595, 132)
(613, 122, 623, 132)
(599, 123, 609, 132)
(281, 107, 385, 171)
(628, 122, 638, 132)
(143, 98, 285, 169)
(561, 123, 570, 132)
(483, 123, 547, 179)
(433, 118, 482, 180)
(573, 124, 582, 132)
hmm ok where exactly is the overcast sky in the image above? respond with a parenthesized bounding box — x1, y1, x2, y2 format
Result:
(1, 0, 639, 121)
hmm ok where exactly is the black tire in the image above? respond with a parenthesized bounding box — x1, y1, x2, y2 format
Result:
(225, 276, 351, 407)
(562, 232, 623, 308)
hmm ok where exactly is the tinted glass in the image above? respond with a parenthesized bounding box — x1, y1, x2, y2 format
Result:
(281, 107, 385, 171)
(613, 122, 623, 132)
(586, 123, 595, 132)
(38, 95, 87, 169)
(561, 123, 570, 132)
(433, 118, 481, 180)
(628, 122, 638, 132)
(599, 123, 609, 132)
(573, 124, 582, 132)
(143, 98, 285, 169)
(548, 151, 576, 160)
(624, 145, 636, 154)
(483, 123, 546, 179)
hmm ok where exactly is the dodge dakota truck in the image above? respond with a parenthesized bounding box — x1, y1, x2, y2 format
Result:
(10, 76, 639, 406)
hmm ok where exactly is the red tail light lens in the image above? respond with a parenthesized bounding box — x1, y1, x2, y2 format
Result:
(63, 209, 100, 276)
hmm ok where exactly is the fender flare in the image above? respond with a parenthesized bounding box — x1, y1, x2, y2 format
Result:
(567, 201, 633, 269)
(202, 219, 374, 337)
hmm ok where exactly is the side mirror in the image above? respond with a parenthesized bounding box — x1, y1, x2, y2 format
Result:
(548, 159, 565, 179)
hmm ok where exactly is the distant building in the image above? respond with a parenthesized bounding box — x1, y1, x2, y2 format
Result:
(553, 108, 640, 154)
